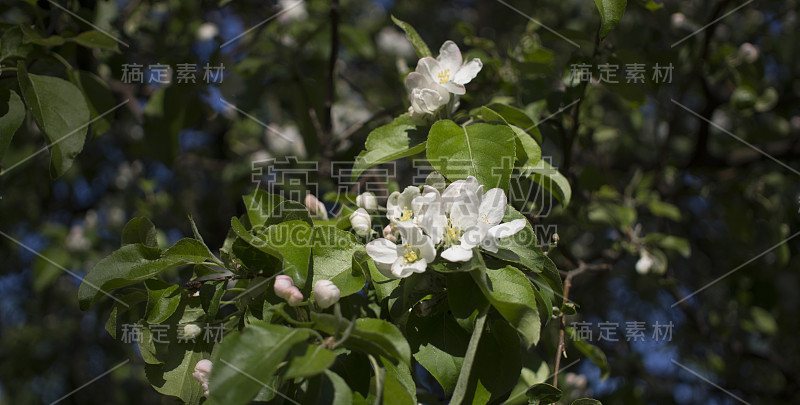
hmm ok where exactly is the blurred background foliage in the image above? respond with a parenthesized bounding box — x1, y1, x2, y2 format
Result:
(0, 0, 798, 403)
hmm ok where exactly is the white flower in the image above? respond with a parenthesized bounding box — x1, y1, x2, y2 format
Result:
(366, 222, 436, 279)
(415, 40, 482, 95)
(439, 179, 526, 262)
(273, 275, 304, 306)
(192, 359, 213, 398)
(195, 23, 218, 41)
(313, 279, 341, 309)
(411, 186, 448, 245)
(405, 71, 451, 117)
(386, 186, 421, 223)
(635, 251, 654, 275)
(278, 0, 308, 23)
(304, 194, 328, 220)
(356, 192, 378, 212)
(350, 208, 372, 237)
(738, 42, 759, 63)
(183, 324, 202, 340)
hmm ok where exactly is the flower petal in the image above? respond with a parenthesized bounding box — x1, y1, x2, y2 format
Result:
(396, 221, 425, 246)
(479, 188, 508, 225)
(441, 245, 473, 262)
(366, 238, 399, 264)
(453, 58, 483, 85)
(441, 80, 466, 95)
(419, 235, 437, 262)
(488, 218, 527, 240)
(416, 57, 441, 84)
(460, 222, 491, 248)
(386, 191, 401, 220)
(391, 257, 427, 278)
(405, 71, 429, 92)
(437, 40, 463, 73)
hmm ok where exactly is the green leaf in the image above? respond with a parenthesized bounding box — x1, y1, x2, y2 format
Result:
(312, 226, 366, 297)
(593, 0, 627, 38)
(526, 383, 562, 404)
(144, 279, 182, 324)
(511, 125, 542, 169)
(199, 281, 226, 319)
(283, 343, 337, 379)
(407, 312, 470, 395)
(647, 200, 681, 221)
(71, 30, 120, 52)
(449, 306, 488, 405)
(266, 200, 314, 227)
(572, 399, 603, 405)
(231, 217, 312, 287)
(522, 158, 571, 207)
(145, 342, 207, 404)
(469, 318, 523, 402)
(380, 357, 417, 405)
(78, 239, 212, 310)
(121, 217, 158, 247)
(242, 189, 286, 229)
(304, 370, 355, 405)
(312, 313, 411, 366)
(359, 251, 401, 302)
(19, 24, 64, 46)
(17, 62, 91, 177)
(567, 327, 610, 379)
(426, 120, 516, 190)
(0, 90, 25, 164)
(351, 113, 426, 182)
(67, 70, 115, 137)
(390, 16, 432, 58)
(472, 266, 541, 347)
(1, 26, 33, 60)
(484, 103, 541, 143)
(209, 322, 311, 404)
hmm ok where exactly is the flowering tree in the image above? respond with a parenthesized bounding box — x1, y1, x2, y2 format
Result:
(70, 15, 607, 404)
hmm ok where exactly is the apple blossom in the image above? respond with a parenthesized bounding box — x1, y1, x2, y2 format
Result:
(405, 72, 451, 118)
(416, 40, 482, 95)
(383, 224, 397, 242)
(366, 222, 436, 279)
(304, 194, 328, 220)
(350, 208, 373, 237)
(273, 275, 304, 306)
(312, 279, 341, 309)
(192, 359, 212, 398)
(636, 250, 655, 274)
(356, 192, 378, 212)
(386, 186, 421, 223)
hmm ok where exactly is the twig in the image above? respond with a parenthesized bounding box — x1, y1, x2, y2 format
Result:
(552, 261, 610, 390)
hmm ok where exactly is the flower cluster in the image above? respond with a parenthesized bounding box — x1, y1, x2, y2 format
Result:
(365, 176, 527, 279)
(406, 41, 482, 119)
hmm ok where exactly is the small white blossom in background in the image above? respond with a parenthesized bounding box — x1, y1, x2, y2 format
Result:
(366, 222, 436, 279)
(635, 251, 655, 275)
(738, 42, 759, 63)
(312, 279, 341, 309)
(377, 27, 415, 58)
(183, 324, 203, 340)
(278, 0, 308, 24)
(192, 359, 213, 398)
(356, 192, 378, 212)
(65, 225, 91, 252)
(195, 23, 218, 41)
(350, 208, 373, 237)
(266, 124, 306, 158)
(304, 194, 328, 220)
(273, 275, 304, 306)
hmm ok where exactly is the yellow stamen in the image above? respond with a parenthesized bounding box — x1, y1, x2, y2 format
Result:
(399, 206, 413, 222)
(403, 246, 419, 263)
(438, 68, 451, 84)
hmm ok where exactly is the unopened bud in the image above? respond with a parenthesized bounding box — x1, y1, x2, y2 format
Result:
(356, 192, 378, 212)
(304, 194, 328, 220)
(183, 323, 202, 340)
(313, 279, 341, 309)
(383, 224, 396, 242)
(192, 359, 213, 398)
(350, 208, 372, 237)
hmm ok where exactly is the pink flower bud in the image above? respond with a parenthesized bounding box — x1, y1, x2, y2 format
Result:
(383, 224, 396, 242)
(273, 275, 295, 299)
(285, 287, 304, 306)
(192, 359, 213, 397)
(304, 194, 328, 220)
